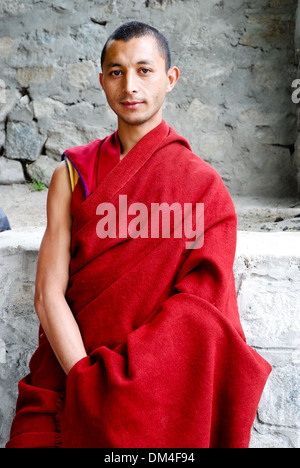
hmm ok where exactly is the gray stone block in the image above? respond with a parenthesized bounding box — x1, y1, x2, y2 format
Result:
(0, 157, 25, 184)
(5, 122, 46, 162)
(26, 155, 58, 187)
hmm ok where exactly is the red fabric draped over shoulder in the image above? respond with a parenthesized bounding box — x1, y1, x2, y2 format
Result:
(6, 121, 271, 448)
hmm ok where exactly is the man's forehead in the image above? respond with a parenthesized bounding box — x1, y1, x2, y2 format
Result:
(103, 35, 163, 64)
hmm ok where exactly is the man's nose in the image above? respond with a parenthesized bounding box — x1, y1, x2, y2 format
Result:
(123, 71, 138, 94)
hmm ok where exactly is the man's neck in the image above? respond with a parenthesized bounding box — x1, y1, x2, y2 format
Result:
(118, 116, 163, 161)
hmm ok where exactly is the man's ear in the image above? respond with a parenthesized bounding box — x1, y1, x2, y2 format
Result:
(99, 73, 104, 90)
(166, 67, 180, 94)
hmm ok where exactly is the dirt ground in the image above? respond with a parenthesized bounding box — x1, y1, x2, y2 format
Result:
(233, 195, 300, 232)
(0, 184, 48, 229)
(1, 183, 300, 233)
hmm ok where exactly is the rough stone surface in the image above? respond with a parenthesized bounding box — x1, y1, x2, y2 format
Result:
(26, 155, 58, 187)
(0, 123, 5, 149)
(0, 37, 14, 58)
(0, 157, 25, 185)
(0, 0, 298, 196)
(0, 229, 299, 448)
(0, 229, 42, 449)
(16, 65, 55, 88)
(235, 232, 300, 449)
(294, 1, 300, 194)
(0, 87, 20, 123)
(5, 122, 46, 162)
(0, 80, 5, 105)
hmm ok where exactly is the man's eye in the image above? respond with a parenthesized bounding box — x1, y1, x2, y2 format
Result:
(140, 69, 151, 74)
(111, 70, 122, 76)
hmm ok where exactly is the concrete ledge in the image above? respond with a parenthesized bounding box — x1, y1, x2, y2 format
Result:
(0, 227, 44, 251)
(0, 229, 299, 448)
(236, 230, 300, 258)
(1, 227, 299, 254)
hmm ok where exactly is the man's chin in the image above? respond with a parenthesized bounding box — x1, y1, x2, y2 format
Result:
(118, 113, 152, 127)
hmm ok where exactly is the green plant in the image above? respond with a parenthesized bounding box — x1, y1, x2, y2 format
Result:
(30, 178, 46, 191)
(30, 170, 46, 192)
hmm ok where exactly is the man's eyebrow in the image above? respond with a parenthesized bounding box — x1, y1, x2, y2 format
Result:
(106, 60, 154, 68)
(137, 60, 154, 65)
(106, 62, 122, 68)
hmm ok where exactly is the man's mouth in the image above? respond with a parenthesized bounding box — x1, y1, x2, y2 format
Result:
(120, 101, 144, 110)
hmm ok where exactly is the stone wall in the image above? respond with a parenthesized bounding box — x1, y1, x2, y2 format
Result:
(0, 229, 41, 448)
(0, 0, 298, 197)
(1, 229, 299, 448)
(294, 0, 300, 193)
(235, 232, 300, 448)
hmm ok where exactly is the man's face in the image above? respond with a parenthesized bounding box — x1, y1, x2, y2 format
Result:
(100, 35, 178, 128)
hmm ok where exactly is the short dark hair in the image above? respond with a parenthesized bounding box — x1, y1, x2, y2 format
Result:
(101, 21, 171, 72)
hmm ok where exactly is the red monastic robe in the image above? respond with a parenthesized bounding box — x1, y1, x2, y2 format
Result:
(6, 121, 271, 448)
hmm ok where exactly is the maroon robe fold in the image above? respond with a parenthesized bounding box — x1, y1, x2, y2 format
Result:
(6, 120, 271, 448)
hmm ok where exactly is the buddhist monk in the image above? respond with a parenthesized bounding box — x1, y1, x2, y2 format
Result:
(6, 22, 271, 449)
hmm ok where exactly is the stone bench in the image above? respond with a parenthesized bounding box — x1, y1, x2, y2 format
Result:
(0, 228, 299, 448)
